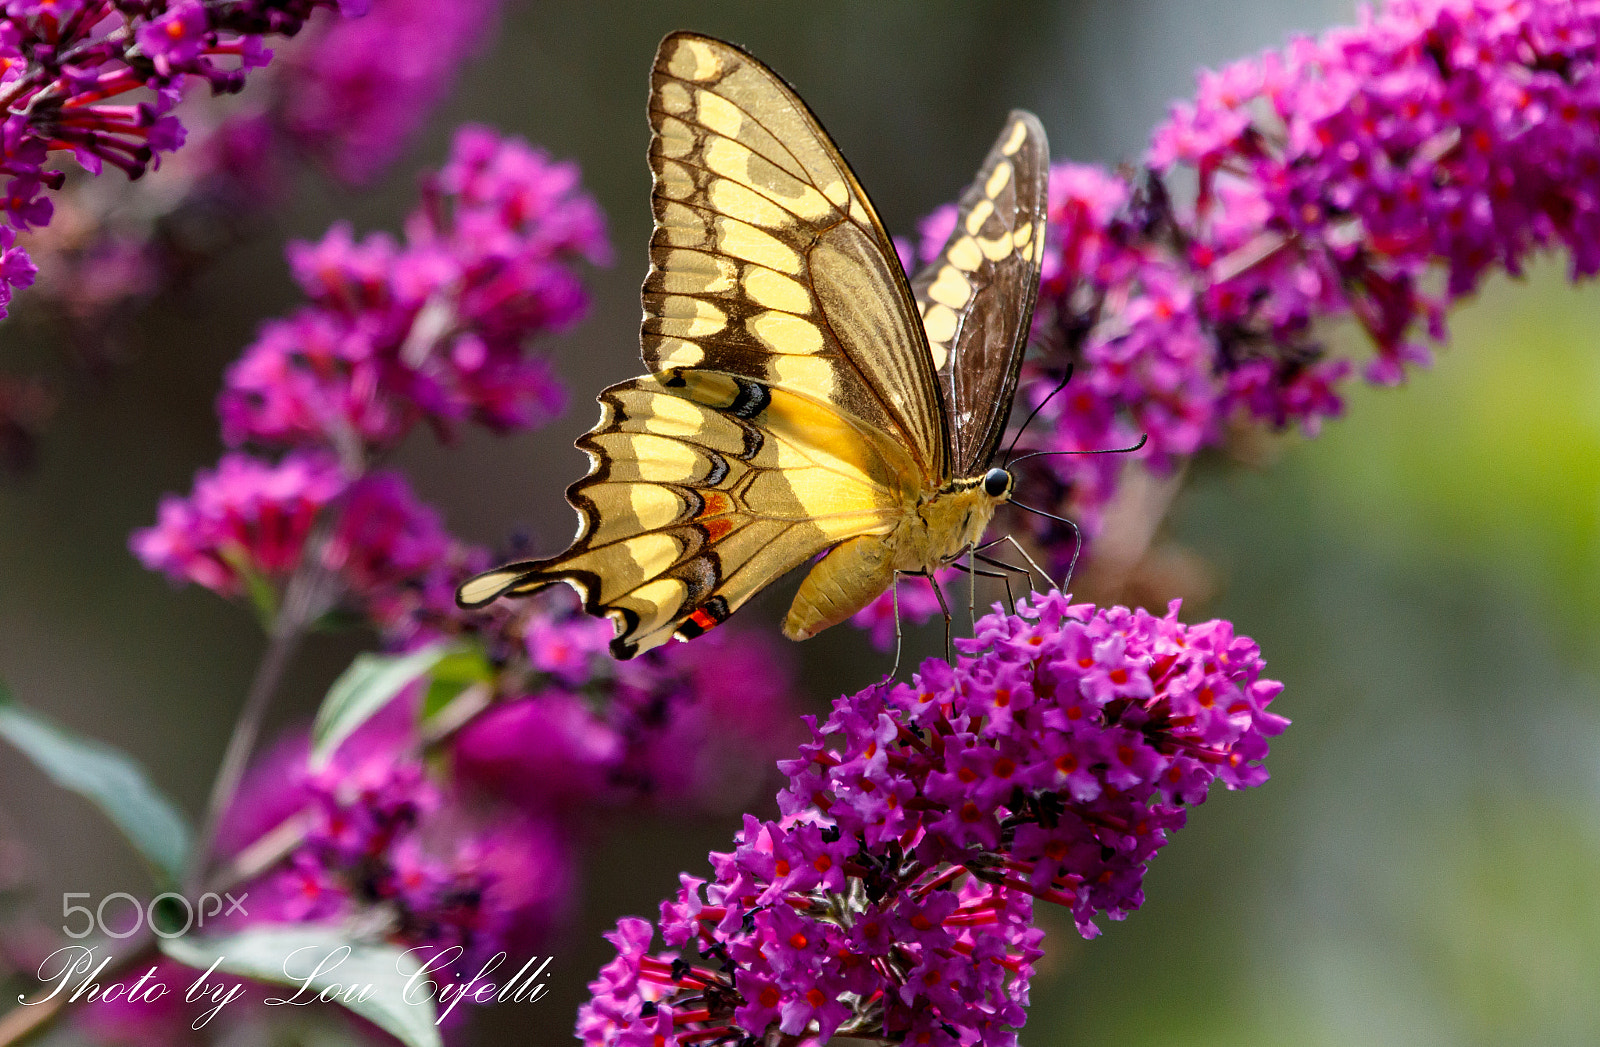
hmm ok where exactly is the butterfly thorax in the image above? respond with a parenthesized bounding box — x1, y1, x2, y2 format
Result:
(897, 475, 1006, 572)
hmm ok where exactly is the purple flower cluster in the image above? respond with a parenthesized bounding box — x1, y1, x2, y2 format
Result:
(218, 708, 574, 975)
(4, 0, 504, 398)
(1000, 0, 1600, 555)
(579, 592, 1287, 1046)
(219, 124, 607, 452)
(134, 124, 607, 626)
(0, 0, 362, 318)
(130, 451, 449, 621)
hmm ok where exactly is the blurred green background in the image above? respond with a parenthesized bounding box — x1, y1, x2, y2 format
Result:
(5, 0, 1600, 1045)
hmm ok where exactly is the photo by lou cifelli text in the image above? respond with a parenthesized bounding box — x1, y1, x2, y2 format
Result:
(18, 944, 553, 1029)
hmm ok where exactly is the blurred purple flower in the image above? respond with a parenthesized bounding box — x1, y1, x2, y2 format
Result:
(6, 0, 505, 390)
(214, 708, 576, 975)
(578, 592, 1286, 1046)
(850, 565, 965, 651)
(131, 450, 345, 596)
(188, 591, 800, 1002)
(0, 0, 355, 318)
(277, 0, 502, 185)
(453, 592, 803, 820)
(983, 0, 1600, 564)
(218, 124, 607, 454)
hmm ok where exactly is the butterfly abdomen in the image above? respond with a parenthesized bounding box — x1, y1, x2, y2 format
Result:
(783, 480, 1002, 641)
(784, 534, 896, 641)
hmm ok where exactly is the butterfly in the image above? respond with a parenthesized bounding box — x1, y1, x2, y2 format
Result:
(457, 31, 1049, 659)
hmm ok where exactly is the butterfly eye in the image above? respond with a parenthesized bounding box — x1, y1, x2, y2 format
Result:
(983, 467, 1012, 498)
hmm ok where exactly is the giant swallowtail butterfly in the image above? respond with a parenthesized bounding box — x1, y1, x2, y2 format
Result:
(458, 31, 1048, 659)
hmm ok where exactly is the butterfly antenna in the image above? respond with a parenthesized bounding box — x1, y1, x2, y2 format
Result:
(1002, 364, 1075, 470)
(1007, 433, 1148, 468)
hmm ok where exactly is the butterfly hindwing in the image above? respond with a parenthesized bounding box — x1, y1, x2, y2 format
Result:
(911, 111, 1049, 475)
(459, 370, 919, 657)
(645, 31, 949, 483)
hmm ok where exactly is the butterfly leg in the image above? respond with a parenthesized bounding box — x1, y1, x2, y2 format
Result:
(926, 571, 955, 665)
(956, 551, 1017, 618)
(890, 571, 903, 680)
(997, 533, 1059, 592)
(972, 552, 1026, 614)
(966, 549, 977, 632)
(1059, 516, 1083, 590)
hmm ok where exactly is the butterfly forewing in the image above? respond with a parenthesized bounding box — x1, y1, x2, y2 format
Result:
(910, 111, 1049, 475)
(644, 31, 949, 483)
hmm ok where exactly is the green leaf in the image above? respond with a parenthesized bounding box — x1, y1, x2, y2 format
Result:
(420, 646, 494, 722)
(162, 927, 442, 1047)
(310, 642, 459, 770)
(0, 682, 191, 886)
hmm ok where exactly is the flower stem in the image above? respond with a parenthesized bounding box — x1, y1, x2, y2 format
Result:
(183, 512, 340, 895)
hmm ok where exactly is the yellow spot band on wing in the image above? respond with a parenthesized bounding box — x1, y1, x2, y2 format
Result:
(708, 178, 794, 230)
(767, 353, 836, 398)
(923, 302, 957, 343)
(976, 234, 1013, 262)
(601, 433, 702, 482)
(630, 484, 686, 529)
(964, 198, 994, 236)
(656, 249, 736, 294)
(1001, 120, 1028, 155)
(985, 160, 1013, 198)
(749, 310, 824, 355)
(668, 38, 722, 81)
(652, 296, 727, 337)
(717, 218, 802, 273)
(696, 90, 744, 138)
(650, 337, 705, 366)
(927, 266, 972, 309)
(744, 268, 812, 313)
(947, 236, 983, 272)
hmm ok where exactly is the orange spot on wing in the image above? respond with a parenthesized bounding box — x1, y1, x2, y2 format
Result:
(702, 517, 735, 542)
(698, 491, 733, 518)
(688, 608, 719, 631)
